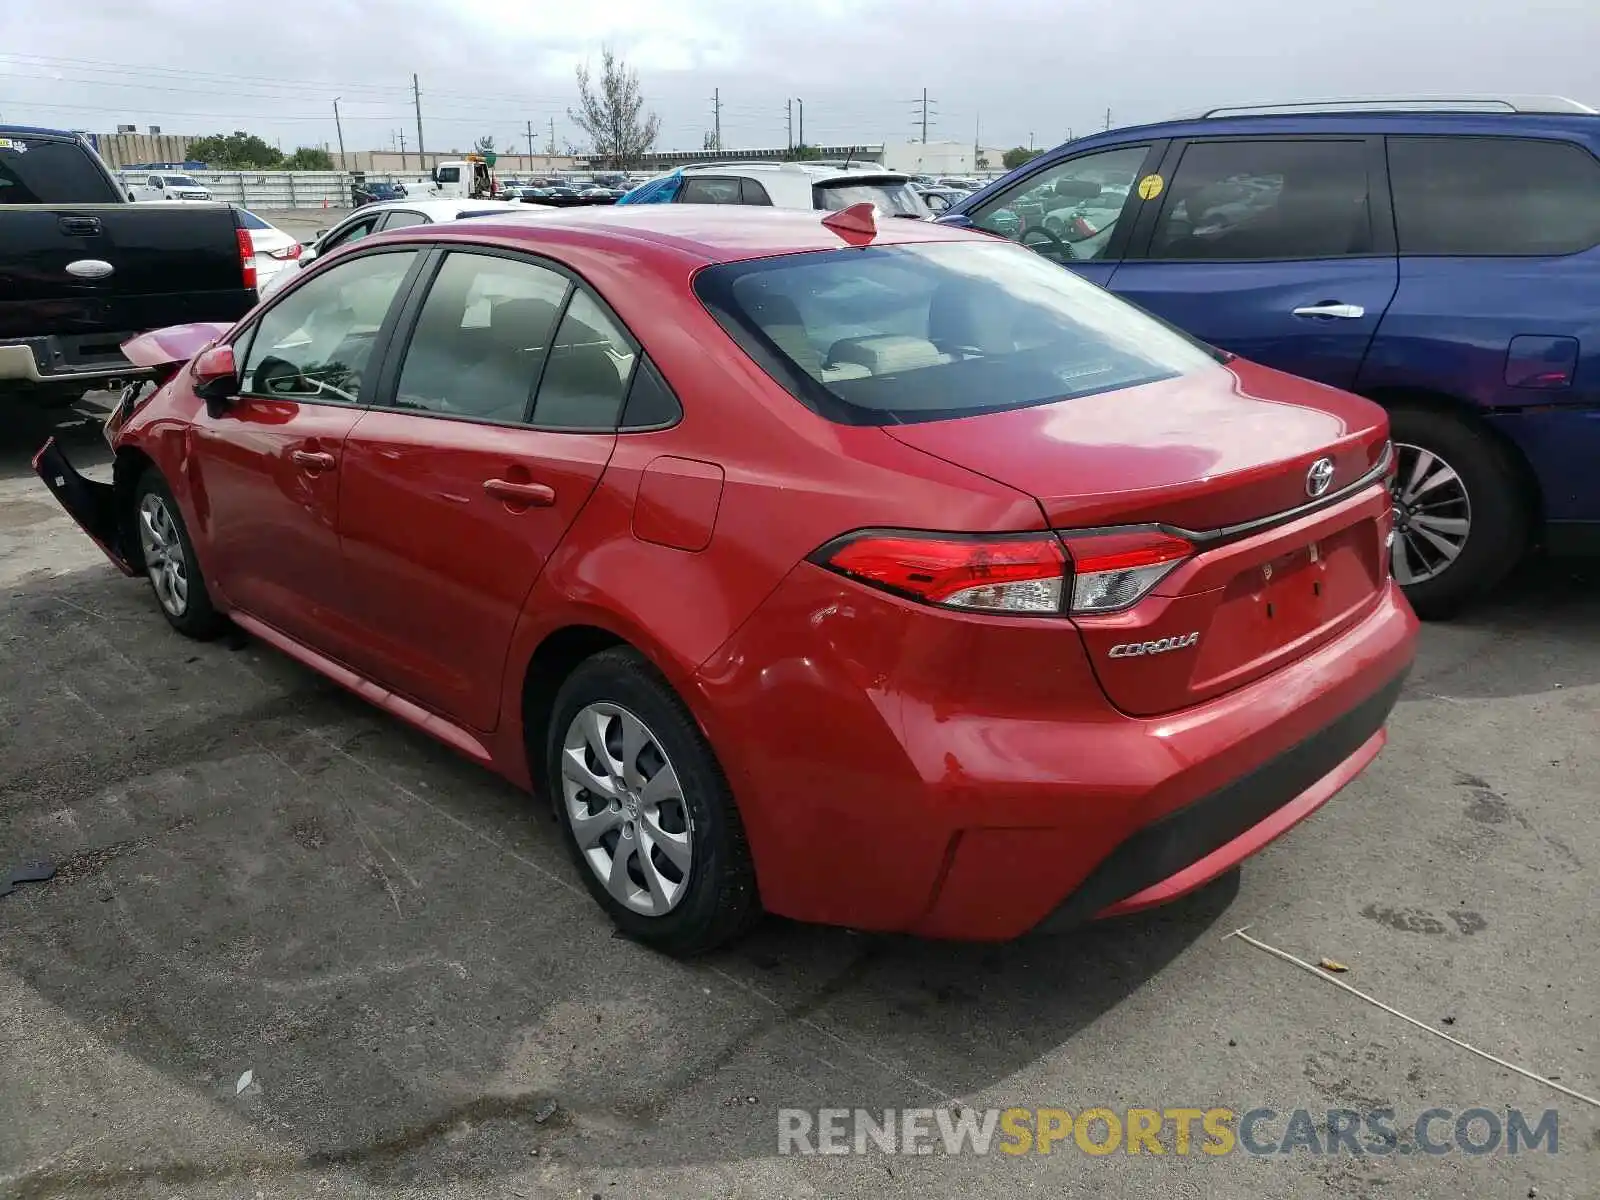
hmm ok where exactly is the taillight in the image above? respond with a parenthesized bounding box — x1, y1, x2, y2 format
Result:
(1059, 529, 1193, 613)
(815, 526, 1195, 617)
(236, 227, 258, 290)
(817, 532, 1067, 614)
(264, 243, 302, 260)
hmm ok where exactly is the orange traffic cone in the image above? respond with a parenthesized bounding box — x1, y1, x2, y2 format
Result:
(322, 197, 328, 208)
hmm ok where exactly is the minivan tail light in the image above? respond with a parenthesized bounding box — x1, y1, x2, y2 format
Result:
(236, 227, 258, 290)
(1060, 529, 1194, 613)
(817, 532, 1067, 614)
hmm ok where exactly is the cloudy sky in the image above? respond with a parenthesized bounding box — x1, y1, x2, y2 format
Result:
(2, 0, 1595, 156)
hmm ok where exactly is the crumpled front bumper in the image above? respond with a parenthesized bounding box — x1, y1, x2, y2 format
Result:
(31, 437, 136, 576)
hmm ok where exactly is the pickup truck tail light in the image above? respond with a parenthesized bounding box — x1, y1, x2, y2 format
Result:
(236, 227, 258, 290)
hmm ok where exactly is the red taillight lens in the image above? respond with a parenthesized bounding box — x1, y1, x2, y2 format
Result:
(264, 242, 302, 260)
(1059, 529, 1193, 613)
(819, 532, 1067, 614)
(236, 227, 258, 290)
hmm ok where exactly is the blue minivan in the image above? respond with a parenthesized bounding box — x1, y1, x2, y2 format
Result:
(942, 98, 1600, 616)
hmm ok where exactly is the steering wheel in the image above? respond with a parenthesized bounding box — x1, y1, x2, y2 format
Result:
(1020, 224, 1076, 261)
(252, 355, 357, 405)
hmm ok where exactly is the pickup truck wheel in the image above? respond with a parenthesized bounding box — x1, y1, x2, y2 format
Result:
(133, 470, 226, 639)
(1387, 406, 1527, 619)
(546, 648, 759, 955)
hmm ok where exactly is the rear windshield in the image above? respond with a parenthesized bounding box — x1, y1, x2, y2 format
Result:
(814, 179, 926, 217)
(695, 240, 1224, 425)
(0, 137, 119, 204)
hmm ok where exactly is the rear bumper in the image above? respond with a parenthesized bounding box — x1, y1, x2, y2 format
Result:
(696, 566, 1417, 939)
(32, 437, 135, 575)
(0, 336, 140, 385)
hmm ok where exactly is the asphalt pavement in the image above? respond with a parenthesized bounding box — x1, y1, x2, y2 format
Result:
(1, 403, 1596, 1198)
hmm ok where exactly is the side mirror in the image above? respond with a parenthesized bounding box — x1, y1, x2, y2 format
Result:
(430, 167, 439, 183)
(191, 343, 238, 399)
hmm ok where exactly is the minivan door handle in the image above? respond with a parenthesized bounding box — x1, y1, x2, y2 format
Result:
(1292, 302, 1365, 320)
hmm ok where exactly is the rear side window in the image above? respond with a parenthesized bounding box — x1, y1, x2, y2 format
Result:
(1388, 136, 1600, 256)
(680, 176, 743, 204)
(1150, 140, 1373, 260)
(233, 209, 271, 230)
(740, 178, 773, 206)
(0, 138, 119, 204)
(695, 240, 1222, 425)
(532, 292, 638, 428)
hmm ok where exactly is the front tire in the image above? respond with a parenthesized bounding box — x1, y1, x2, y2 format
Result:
(546, 648, 759, 955)
(1387, 406, 1528, 619)
(133, 469, 226, 639)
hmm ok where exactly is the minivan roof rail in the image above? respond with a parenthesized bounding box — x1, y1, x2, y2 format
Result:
(1185, 95, 1599, 118)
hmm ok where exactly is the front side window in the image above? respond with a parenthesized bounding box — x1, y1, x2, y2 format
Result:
(970, 145, 1150, 263)
(240, 251, 418, 403)
(1149, 140, 1373, 260)
(436, 166, 461, 184)
(393, 252, 571, 423)
(679, 176, 743, 204)
(696, 240, 1223, 425)
(1388, 136, 1600, 256)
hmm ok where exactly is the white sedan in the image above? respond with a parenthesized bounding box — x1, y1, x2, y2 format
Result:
(258, 198, 537, 298)
(233, 209, 304, 294)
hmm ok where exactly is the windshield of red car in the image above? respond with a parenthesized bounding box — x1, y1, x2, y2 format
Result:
(695, 240, 1225, 425)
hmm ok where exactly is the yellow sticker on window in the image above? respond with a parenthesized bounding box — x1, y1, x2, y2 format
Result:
(1136, 174, 1165, 201)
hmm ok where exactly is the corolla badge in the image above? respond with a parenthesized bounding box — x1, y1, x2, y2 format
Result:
(1108, 632, 1200, 659)
(1306, 456, 1335, 498)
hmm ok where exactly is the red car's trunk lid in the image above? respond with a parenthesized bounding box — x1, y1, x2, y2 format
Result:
(884, 359, 1394, 715)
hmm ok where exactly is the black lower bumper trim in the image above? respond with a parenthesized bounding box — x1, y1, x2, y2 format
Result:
(1034, 670, 1407, 933)
(32, 437, 134, 573)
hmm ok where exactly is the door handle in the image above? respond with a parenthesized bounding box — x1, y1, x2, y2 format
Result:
(1292, 302, 1366, 319)
(58, 215, 102, 237)
(484, 478, 556, 506)
(290, 450, 337, 471)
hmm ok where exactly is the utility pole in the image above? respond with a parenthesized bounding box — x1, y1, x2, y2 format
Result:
(412, 73, 425, 170)
(973, 112, 979, 168)
(796, 98, 804, 149)
(920, 88, 930, 143)
(397, 129, 407, 171)
(525, 119, 534, 162)
(547, 117, 556, 165)
(786, 99, 793, 150)
(711, 88, 722, 151)
(1104, 107, 1112, 131)
(332, 97, 346, 170)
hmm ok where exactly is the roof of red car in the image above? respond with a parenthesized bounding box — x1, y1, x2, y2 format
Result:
(413, 203, 985, 265)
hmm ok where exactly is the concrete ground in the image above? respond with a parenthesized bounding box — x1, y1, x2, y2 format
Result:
(1, 403, 1596, 1198)
(256, 209, 353, 242)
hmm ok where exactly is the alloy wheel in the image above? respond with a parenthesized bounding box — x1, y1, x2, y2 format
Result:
(137, 493, 190, 617)
(1391, 441, 1472, 586)
(560, 702, 694, 916)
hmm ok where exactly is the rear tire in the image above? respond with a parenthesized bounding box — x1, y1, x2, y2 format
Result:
(132, 469, 227, 640)
(1387, 405, 1527, 619)
(545, 648, 759, 955)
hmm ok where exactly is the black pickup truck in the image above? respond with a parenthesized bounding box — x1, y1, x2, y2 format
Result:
(0, 125, 256, 405)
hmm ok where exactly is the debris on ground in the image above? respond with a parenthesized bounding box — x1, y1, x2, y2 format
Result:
(236, 1069, 254, 1095)
(0, 860, 55, 899)
(532, 1099, 558, 1124)
(1318, 958, 1350, 973)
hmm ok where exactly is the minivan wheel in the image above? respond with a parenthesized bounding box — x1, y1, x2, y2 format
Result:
(546, 648, 759, 955)
(1386, 406, 1527, 619)
(133, 469, 227, 639)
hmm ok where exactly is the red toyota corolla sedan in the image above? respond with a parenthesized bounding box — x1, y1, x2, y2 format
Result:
(35, 203, 1416, 954)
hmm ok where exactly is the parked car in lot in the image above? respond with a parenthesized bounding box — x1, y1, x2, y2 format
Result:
(618, 161, 930, 216)
(123, 171, 214, 202)
(36, 204, 1416, 952)
(942, 96, 1600, 615)
(233, 208, 301, 293)
(258, 197, 534, 297)
(913, 184, 969, 215)
(1, 125, 256, 406)
(351, 179, 407, 207)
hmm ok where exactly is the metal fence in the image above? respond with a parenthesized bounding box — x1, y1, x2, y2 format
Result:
(118, 171, 431, 209)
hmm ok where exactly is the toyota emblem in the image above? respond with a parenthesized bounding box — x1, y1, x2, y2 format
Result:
(1306, 457, 1335, 498)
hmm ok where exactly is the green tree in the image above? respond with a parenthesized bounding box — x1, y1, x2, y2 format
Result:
(1001, 146, 1043, 170)
(790, 143, 821, 161)
(975, 154, 990, 170)
(282, 147, 334, 170)
(186, 131, 283, 169)
(568, 47, 661, 168)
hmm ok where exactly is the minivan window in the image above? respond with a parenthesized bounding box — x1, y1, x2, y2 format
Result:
(814, 179, 926, 217)
(1388, 136, 1600, 256)
(0, 139, 119, 204)
(1149, 140, 1373, 260)
(695, 240, 1223, 425)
